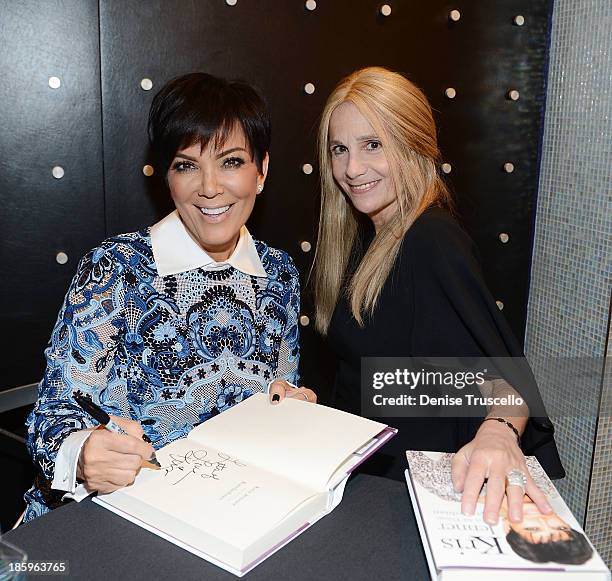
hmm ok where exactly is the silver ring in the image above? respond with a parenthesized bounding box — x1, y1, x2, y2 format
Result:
(506, 468, 527, 492)
(300, 392, 309, 401)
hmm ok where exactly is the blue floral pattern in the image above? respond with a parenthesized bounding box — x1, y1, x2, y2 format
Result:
(24, 228, 300, 521)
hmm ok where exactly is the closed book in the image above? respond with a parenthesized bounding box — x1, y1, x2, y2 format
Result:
(93, 394, 396, 576)
(405, 450, 610, 580)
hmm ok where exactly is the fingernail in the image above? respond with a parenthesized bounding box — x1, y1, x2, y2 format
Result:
(485, 512, 498, 524)
(462, 507, 474, 516)
(543, 502, 553, 513)
(510, 510, 521, 522)
(272, 394, 280, 403)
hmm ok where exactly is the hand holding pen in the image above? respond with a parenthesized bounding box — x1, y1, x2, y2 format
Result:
(74, 394, 160, 495)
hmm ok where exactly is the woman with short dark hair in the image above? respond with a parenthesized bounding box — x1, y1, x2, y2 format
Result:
(24, 72, 315, 521)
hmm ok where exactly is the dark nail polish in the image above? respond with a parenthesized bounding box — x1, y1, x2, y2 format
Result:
(272, 394, 280, 402)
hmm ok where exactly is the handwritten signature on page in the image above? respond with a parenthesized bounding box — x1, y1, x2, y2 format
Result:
(163, 449, 246, 486)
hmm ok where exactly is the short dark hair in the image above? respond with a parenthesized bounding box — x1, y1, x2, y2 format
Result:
(148, 72, 270, 174)
(506, 528, 593, 565)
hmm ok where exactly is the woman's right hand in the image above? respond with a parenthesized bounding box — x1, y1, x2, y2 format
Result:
(77, 416, 154, 494)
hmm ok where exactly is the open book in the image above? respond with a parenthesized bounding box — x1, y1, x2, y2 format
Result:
(93, 394, 396, 576)
(405, 451, 610, 581)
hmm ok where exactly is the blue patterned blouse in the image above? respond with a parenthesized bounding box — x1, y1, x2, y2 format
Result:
(24, 226, 300, 520)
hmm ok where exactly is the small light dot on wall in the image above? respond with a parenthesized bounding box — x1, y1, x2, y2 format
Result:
(498, 232, 510, 244)
(143, 165, 155, 176)
(304, 82, 315, 95)
(299, 315, 310, 326)
(449, 9, 461, 22)
(496, 300, 504, 310)
(305, 0, 317, 10)
(503, 162, 515, 173)
(140, 78, 153, 91)
(444, 87, 457, 99)
(48, 76, 61, 89)
(56, 252, 69, 265)
(507, 89, 520, 101)
(513, 15, 525, 26)
(300, 241, 312, 253)
(52, 166, 65, 179)
(302, 163, 313, 175)
(441, 163, 452, 174)
(380, 4, 392, 16)
(225, 0, 237, 5)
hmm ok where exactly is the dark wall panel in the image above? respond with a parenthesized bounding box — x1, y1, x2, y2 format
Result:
(0, 0, 105, 390)
(431, 1, 551, 340)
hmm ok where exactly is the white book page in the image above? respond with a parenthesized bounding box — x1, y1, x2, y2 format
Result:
(189, 394, 386, 491)
(119, 437, 319, 551)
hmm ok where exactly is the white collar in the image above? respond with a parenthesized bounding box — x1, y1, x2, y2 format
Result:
(150, 210, 267, 278)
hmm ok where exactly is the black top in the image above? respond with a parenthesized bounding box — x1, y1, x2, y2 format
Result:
(328, 207, 564, 480)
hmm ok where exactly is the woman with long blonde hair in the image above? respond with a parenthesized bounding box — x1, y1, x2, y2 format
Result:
(311, 67, 564, 527)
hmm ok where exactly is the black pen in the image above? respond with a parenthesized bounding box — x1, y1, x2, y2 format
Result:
(74, 393, 161, 469)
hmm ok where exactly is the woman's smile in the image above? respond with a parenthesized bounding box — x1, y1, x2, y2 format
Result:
(348, 179, 382, 194)
(196, 203, 235, 222)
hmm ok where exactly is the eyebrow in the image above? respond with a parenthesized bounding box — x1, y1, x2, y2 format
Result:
(216, 147, 249, 158)
(175, 152, 198, 161)
(174, 147, 249, 162)
(329, 134, 380, 145)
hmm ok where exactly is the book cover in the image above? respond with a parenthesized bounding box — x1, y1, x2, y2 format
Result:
(405, 450, 610, 580)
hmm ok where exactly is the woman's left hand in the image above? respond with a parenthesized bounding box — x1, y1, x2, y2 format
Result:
(451, 420, 552, 524)
(268, 379, 317, 404)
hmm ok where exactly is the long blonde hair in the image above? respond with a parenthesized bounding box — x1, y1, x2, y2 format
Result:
(313, 66, 452, 334)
